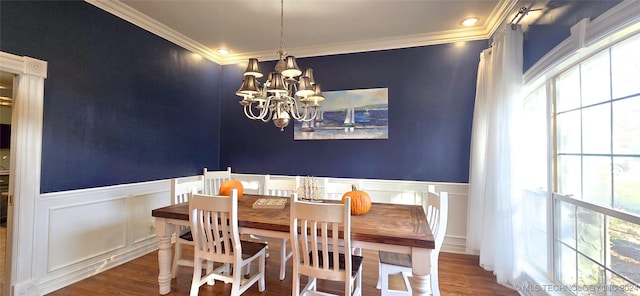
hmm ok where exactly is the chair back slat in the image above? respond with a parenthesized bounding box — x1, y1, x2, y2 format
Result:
(202, 167, 232, 195)
(171, 177, 203, 205)
(291, 194, 351, 282)
(264, 175, 300, 196)
(323, 179, 363, 200)
(189, 190, 240, 264)
(422, 191, 449, 252)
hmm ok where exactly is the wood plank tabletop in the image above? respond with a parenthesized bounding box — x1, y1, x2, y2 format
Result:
(152, 194, 435, 249)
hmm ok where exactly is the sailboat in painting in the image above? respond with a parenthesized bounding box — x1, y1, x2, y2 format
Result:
(343, 106, 355, 127)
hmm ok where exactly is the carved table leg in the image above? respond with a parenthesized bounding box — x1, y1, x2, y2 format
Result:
(411, 247, 433, 296)
(156, 218, 175, 295)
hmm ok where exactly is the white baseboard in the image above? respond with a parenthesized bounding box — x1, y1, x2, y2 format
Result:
(38, 240, 158, 295)
(442, 235, 474, 254)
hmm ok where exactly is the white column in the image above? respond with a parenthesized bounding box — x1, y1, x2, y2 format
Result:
(0, 52, 47, 296)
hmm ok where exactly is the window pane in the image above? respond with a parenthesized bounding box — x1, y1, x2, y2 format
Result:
(577, 254, 605, 296)
(612, 35, 640, 99)
(608, 216, 640, 287)
(523, 87, 548, 189)
(583, 103, 611, 154)
(577, 207, 604, 265)
(558, 66, 581, 112)
(606, 271, 640, 296)
(613, 157, 640, 215)
(558, 242, 577, 289)
(559, 155, 582, 198)
(581, 51, 611, 107)
(524, 189, 548, 272)
(558, 110, 582, 154)
(558, 199, 576, 247)
(583, 156, 612, 207)
(613, 95, 640, 155)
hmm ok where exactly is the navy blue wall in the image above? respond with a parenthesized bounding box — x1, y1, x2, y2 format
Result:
(0, 0, 623, 191)
(0, 1, 222, 193)
(220, 42, 486, 183)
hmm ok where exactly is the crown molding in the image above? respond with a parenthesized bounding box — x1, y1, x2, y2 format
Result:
(222, 27, 495, 65)
(88, 0, 517, 66)
(486, 0, 521, 38)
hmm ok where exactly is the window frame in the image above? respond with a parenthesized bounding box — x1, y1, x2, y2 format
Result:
(520, 2, 640, 294)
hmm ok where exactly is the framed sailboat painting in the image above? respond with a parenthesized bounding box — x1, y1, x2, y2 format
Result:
(294, 87, 389, 140)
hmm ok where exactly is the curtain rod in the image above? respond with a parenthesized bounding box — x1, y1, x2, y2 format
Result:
(510, 0, 538, 30)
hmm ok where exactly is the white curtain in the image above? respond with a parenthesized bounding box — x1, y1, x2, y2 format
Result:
(467, 25, 524, 288)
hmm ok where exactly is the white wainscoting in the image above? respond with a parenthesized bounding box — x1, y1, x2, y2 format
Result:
(34, 173, 470, 295)
(36, 180, 170, 295)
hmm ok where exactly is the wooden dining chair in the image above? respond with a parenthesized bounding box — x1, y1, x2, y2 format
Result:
(264, 175, 299, 197)
(241, 175, 299, 281)
(322, 179, 364, 256)
(290, 193, 363, 296)
(323, 179, 354, 200)
(376, 190, 448, 296)
(170, 177, 204, 278)
(202, 167, 231, 195)
(188, 190, 267, 296)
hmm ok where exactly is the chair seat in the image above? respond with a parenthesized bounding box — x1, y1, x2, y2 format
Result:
(379, 251, 411, 268)
(309, 251, 364, 277)
(179, 231, 193, 241)
(199, 239, 266, 259)
(377, 191, 448, 296)
(179, 230, 236, 243)
(240, 241, 268, 260)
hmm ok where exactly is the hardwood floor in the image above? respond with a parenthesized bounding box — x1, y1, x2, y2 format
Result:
(47, 242, 517, 296)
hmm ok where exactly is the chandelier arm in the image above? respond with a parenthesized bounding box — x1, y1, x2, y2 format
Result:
(260, 113, 272, 122)
(243, 104, 260, 120)
(258, 97, 273, 119)
(244, 97, 271, 120)
(261, 99, 275, 122)
(288, 98, 318, 122)
(287, 97, 306, 120)
(296, 107, 318, 122)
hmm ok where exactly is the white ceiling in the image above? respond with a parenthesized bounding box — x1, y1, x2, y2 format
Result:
(90, 0, 521, 65)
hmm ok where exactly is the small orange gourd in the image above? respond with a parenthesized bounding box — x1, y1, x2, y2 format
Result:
(341, 185, 372, 215)
(219, 179, 244, 198)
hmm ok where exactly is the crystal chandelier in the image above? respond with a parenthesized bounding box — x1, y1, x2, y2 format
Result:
(236, 0, 325, 131)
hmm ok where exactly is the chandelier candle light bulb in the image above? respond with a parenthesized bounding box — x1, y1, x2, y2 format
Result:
(236, 0, 325, 131)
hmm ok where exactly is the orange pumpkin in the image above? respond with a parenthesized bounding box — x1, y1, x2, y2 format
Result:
(341, 185, 371, 215)
(219, 179, 244, 198)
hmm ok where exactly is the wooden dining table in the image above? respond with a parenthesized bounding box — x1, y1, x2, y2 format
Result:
(152, 194, 435, 295)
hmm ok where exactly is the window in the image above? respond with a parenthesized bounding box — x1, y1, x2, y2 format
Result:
(526, 33, 640, 295)
(554, 35, 640, 213)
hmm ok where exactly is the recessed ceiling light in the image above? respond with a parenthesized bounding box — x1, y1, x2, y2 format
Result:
(461, 17, 479, 27)
(217, 49, 230, 55)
